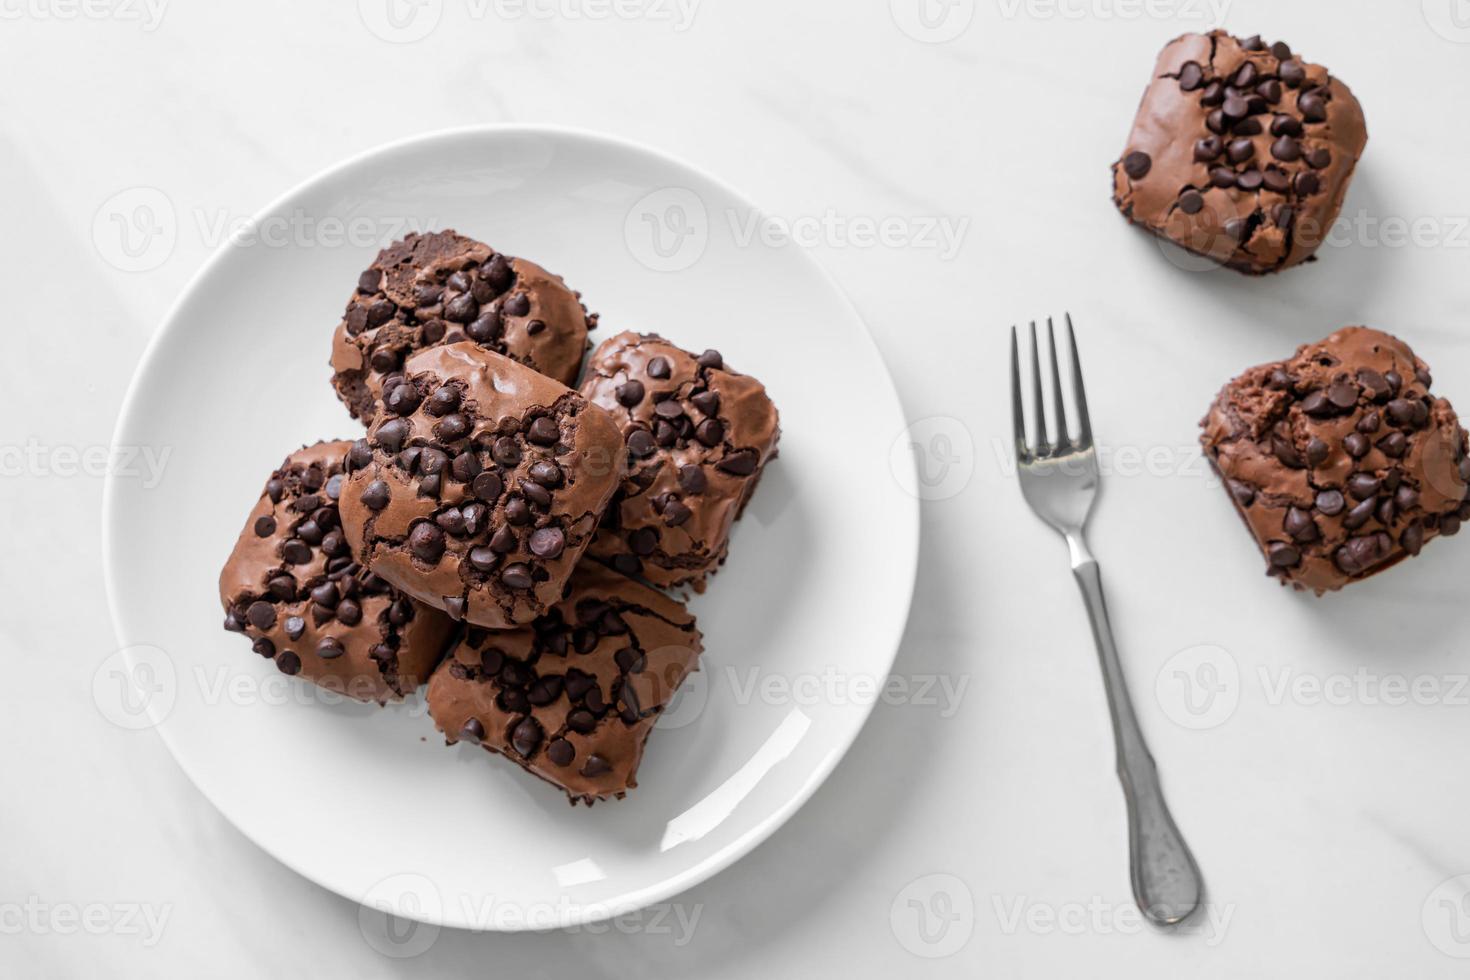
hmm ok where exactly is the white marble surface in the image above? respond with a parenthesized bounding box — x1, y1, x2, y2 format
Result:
(7, 0, 1470, 975)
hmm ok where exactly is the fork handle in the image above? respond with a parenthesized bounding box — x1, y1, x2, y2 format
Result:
(1071, 553, 1204, 926)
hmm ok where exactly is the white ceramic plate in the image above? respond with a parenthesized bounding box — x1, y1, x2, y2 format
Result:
(103, 126, 917, 931)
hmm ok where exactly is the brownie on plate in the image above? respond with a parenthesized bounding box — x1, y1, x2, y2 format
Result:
(220, 441, 453, 702)
(426, 562, 703, 804)
(579, 332, 780, 589)
(339, 343, 624, 629)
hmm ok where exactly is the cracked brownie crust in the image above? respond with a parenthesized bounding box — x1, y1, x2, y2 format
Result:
(578, 332, 780, 590)
(330, 230, 595, 422)
(426, 562, 703, 805)
(339, 342, 624, 629)
(1201, 328, 1470, 594)
(220, 441, 454, 703)
(1113, 31, 1367, 275)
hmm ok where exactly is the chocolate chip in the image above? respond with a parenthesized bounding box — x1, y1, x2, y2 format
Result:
(520, 480, 552, 508)
(435, 414, 470, 443)
(365, 300, 396, 328)
(581, 754, 611, 777)
(460, 718, 485, 743)
(1396, 486, 1421, 512)
(504, 496, 531, 525)
(284, 616, 306, 640)
(1226, 139, 1254, 165)
(1270, 40, 1292, 60)
(627, 527, 659, 556)
(436, 508, 467, 535)
(253, 515, 276, 537)
(276, 652, 301, 676)
(1233, 61, 1258, 88)
(1201, 81, 1225, 107)
(1306, 148, 1331, 169)
(663, 499, 692, 527)
(616, 380, 645, 406)
(1294, 172, 1321, 196)
(1281, 60, 1306, 87)
(546, 739, 575, 767)
(1298, 92, 1327, 122)
(1328, 381, 1359, 410)
(1357, 412, 1382, 434)
(1387, 399, 1417, 427)
(1271, 136, 1301, 162)
(1402, 522, 1426, 556)
(1335, 534, 1391, 575)
(695, 418, 725, 447)
(528, 526, 565, 559)
(526, 417, 560, 446)
(1179, 61, 1204, 91)
(316, 637, 345, 660)
(469, 546, 498, 572)
(627, 430, 657, 458)
(247, 601, 276, 630)
(376, 418, 409, 453)
(1299, 391, 1333, 417)
(451, 452, 481, 483)
(670, 466, 705, 495)
(1263, 168, 1290, 193)
(1305, 437, 1329, 467)
(444, 293, 478, 323)
(1229, 480, 1256, 508)
(1285, 507, 1319, 542)
(385, 383, 421, 417)
(1378, 432, 1408, 458)
(1347, 473, 1383, 500)
(472, 471, 503, 502)
(310, 582, 339, 607)
(1271, 114, 1303, 137)
(510, 717, 543, 757)
(504, 293, 531, 317)
(566, 709, 597, 734)
(466, 309, 503, 344)
(1343, 433, 1370, 459)
(409, 522, 445, 563)
(697, 349, 724, 370)
(1194, 138, 1223, 164)
(490, 525, 518, 554)
(1206, 110, 1227, 135)
(1315, 490, 1346, 516)
(1236, 169, 1264, 192)
(647, 356, 672, 380)
(1256, 79, 1283, 104)
(501, 563, 534, 590)
(717, 450, 759, 476)
(361, 480, 391, 511)
(1343, 498, 1377, 530)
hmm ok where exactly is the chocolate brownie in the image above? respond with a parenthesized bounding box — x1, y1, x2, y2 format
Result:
(578, 332, 780, 589)
(1113, 31, 1367, 275)
(1201, 328, 1470, 594)
(220, 441, 454, 702)
(330, 231, 595, 422)
(338, 342, 624, 629)
(425, 562, 703, 804)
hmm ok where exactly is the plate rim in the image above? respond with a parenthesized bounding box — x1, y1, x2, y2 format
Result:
(101, 122, 920, 930)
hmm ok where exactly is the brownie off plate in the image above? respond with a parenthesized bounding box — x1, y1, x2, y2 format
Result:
(1202, 328, 1470, 594)
(1113, 31, 1367, 275)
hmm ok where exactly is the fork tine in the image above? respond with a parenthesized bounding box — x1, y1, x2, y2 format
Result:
(1010, 326, 1028, 460)
(1066, 313, 1093, 448)
(1029, 322, 1048, 454)
(1046, 317, 1070, 451)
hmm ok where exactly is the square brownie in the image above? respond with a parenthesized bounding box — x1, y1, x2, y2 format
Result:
(425, 562, 704, 804)
(220, 441, 454, 703)
(338, 342, 625, 629)
(1201, 328, 1470, 593)
(578, 332, 780, 589)
(1113, 31, 1367, 274)
(330, 230, 595, 422)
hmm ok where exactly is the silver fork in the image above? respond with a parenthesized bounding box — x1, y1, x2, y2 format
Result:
(1010, 314, 1203, 927)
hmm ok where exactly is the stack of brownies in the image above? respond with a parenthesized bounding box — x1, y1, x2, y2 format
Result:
(219, 230, 781, 804)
